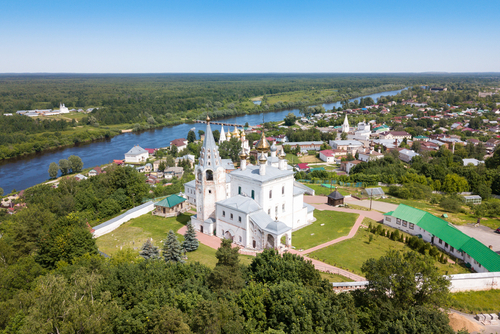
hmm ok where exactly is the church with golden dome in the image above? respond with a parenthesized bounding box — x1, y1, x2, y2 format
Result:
(184, 118, 314, 250)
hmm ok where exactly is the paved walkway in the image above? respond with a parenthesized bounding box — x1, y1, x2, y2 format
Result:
(344, 197, 398, 213)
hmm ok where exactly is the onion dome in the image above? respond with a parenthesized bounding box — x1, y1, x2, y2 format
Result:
(239, 150, 248, 160)
(233, 126, 240, 138)
(259, 153, 267, 164)
(279, 150, 286, 159)
(270, 142, 277, 152)
(255, 132, 270, 153)
(227, 130, 232, 138)
(206, 114, 211, 122)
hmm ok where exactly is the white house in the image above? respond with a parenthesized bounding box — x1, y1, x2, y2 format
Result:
(124, 145, 149, 163)
(384, 204, 500, 273)
(170, 138, 189, 152)
(358, 149, 384, 162)
(399, 149, 419, 163)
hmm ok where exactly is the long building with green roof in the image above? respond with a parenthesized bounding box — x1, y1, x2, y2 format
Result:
(383, 204, 500, 273)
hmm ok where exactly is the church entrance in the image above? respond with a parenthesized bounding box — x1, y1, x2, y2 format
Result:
(200, 226, 203, 233)
(252, 240, 256, 248)
(224, 231, 234, 241)
(266, 234, 275, 249)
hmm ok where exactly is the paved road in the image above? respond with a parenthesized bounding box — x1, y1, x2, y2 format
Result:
(344, 197, 398, 213)
(455, 224, 500, 253)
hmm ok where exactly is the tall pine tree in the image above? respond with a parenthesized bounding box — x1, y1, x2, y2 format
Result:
(182, 221, 199, 252)
(163, 230, 185, 263)
(139, 238, 160, 260)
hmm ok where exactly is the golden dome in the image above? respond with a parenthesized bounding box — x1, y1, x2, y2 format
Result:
(279, 150, 286, 159)
(233, 126, 240, 138)
(255, 132, 270, 153)
(206, 114, 211, 122)
(227, 131, 232, 138)
(259, 153, 267, 164)
(239, 151, 248, 160)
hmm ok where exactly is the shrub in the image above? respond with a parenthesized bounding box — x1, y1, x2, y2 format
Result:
(439, 197, 462, 213)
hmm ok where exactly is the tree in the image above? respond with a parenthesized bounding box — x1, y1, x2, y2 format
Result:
(212, 129, 220, 142)
(207, 238, 244, 291)
(163, 230, 185, 263)
(198, 130, 205, 139)
(139, 238, 160, 260)
(283, 112, 297, 126)
(340, 132, 348, 140)
(166, 155, 176, 167)
(48, 162, 59, 179)
(0, 187, 3, 197)
(182, 221, 199, 252)
(442, 173, 469, 194)
(361, 250, 450, 310)
(58, 159, 71, 175)
(187, 130, 196, 143)
(171, 145, 178, 157)
(68, 155, 83, 173)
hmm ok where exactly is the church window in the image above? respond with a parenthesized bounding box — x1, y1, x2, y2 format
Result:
(222, 210, 225, 217)
(282, 204, 285, 212)
(269, 190, 272, 198)
(268, 209, 271, 215)
(208, 161, 211, 166)
(238, 186, 241, 195)
(251, 190, 255, 199)
(239, 236, 242, 242)
(230, 213, 233, 220)
(282, 186, 285, 195)
(238, 216, 241, 222)
(197, 171, 202, 180)
(275, 206, 278, 215)
(206, 170, 213, 181)
(208, 190, 211, 194)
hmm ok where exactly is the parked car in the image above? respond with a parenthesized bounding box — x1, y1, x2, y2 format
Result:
(496, 227, 500, 234)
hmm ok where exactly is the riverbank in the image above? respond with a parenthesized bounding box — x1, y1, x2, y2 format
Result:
(0, 84, 406, 162)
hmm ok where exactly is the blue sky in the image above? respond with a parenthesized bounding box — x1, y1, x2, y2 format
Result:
(1, 0, 499, 72)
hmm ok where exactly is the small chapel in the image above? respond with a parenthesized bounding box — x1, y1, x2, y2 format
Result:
(184, 117, 315, 250)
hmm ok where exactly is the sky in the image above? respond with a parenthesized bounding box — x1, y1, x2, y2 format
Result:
(1, 0, 499, 73)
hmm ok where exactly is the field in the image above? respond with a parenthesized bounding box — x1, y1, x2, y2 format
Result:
(96, 213, 254, 267)
(309, 228, 470, 276)
(450, 289, 500, 314)
(379, 196, 500, 230)
(291, 210, 358, 250)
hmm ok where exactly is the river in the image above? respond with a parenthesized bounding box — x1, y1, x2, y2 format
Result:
(0, 88, 406, 193)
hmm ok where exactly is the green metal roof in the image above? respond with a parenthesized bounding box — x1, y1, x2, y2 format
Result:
(384, 211, 394, 216)
(414, 135, 429, 139)
(155, 194, 186, 208)
(461, 238, 500, 272)
(388, 204, 500, 272)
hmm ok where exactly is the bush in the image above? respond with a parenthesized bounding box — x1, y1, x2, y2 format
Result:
(389, 182, 433, 200)
(439, 197, 462, 213)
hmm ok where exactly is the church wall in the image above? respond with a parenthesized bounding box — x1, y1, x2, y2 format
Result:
(216, 218, 247, 247)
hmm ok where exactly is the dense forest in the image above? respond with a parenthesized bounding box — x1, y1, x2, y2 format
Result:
(1, 73, 500, 159)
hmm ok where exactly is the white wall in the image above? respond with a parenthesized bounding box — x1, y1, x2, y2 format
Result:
(93, 201, 154, 238)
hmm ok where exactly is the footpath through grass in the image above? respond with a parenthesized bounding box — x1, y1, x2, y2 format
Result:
(292, 210, 358, 250)
(96, 212, 253, 268)
(450, 289, 500, 314)
(309, 228, 469, 276)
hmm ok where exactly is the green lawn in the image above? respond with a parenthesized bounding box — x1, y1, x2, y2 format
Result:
(320, 272, 354, 283)
(303, 184, 351, 197)
(96, 212, 253, 268)
(450, 289, 500, 314)
(291, 210, 358, 250)
(309, 229, 469, 276)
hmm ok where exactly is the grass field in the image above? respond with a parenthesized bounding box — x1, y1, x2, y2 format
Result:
(96, 212, 254, 267)
(304, 184, 351, 197)
(309, 228, 469, 276)
(450, 289, 500, 314)
(291, 210, 358, 250)
(379, 196, 500, 230)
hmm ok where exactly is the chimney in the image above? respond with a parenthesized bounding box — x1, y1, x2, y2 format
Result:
(489, 245, 493, 250)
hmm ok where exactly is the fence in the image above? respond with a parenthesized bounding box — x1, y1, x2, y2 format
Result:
(93, 201, 155, 238)
(330, 271, 500, 293)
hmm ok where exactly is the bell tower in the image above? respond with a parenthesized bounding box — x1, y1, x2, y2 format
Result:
(195, 115, 227, 224)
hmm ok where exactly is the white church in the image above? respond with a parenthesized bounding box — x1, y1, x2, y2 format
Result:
(184, 117, 315, 250)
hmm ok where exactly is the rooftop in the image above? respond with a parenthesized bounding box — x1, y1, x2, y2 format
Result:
(155, 194, 186, 208)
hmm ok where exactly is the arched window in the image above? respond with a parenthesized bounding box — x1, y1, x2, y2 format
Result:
(197, 170, 202, 180)
(238, 186, 241, 195)
(282, 186, 285, 195)
(269, 190, 272, 198)
(206, 170, 213, 181)
(251, 190, 255, 199)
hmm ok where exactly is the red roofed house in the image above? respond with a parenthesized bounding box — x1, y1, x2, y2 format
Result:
(319, 149, 347, 163)
(170, 138, 188, 152)
(88, 166, 103, 177)
(144, 148, 158, 155)
(296, 163, 310, 172)
(113, 159, 124, 165)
